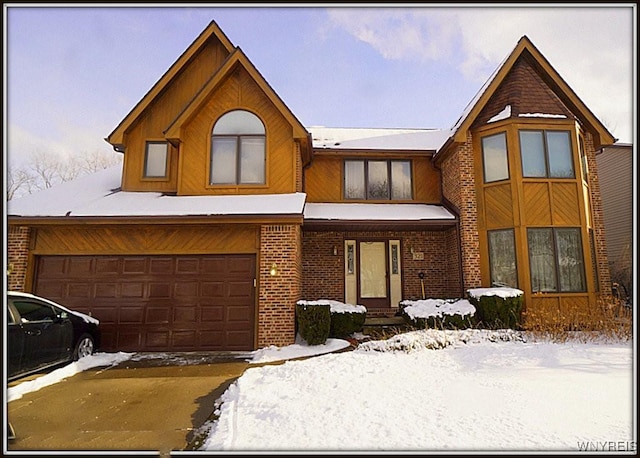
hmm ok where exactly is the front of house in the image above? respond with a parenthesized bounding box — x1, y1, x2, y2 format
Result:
(7, 21, 615, 352)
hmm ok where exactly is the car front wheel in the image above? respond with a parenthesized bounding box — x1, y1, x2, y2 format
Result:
(73, 334, 95, 360)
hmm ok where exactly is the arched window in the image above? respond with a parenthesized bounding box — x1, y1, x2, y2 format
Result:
(210, 110, 265, 185)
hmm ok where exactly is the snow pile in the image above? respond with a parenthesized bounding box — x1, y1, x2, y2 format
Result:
(297, 299, 366, 314)
(487, 104, 511, 123)
(7, 352, 133, 402)
(251, 335, 351, 364)
(467, 286, 523, 299)
(357, 328, 525, 353)
(401, 298, 475, 320)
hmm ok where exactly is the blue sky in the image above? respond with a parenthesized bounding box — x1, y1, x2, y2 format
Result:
(4, 4, 636, 169)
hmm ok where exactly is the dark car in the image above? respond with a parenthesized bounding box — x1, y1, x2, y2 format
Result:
(7, 291, 101, 381)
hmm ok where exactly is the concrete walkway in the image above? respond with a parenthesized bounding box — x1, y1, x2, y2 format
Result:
(7, 354, 250, 454)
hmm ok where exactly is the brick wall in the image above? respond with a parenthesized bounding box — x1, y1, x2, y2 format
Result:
(7, 225, 30, 291)
(258, 224, 302, 347)
(301, 229, 462, 302)
(441, 132, 482, 290)
(584, 132, 612, 297)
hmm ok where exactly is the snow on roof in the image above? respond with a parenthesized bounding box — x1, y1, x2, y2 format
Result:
(307, 126, 451, 151)
(8, 164, 306, 218)
(303, 202, 456, 221)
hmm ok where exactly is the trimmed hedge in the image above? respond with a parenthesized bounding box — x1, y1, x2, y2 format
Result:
(330, 310, 366, 337)
(469, 294, 523, 330)
(296, 302, 331, 345)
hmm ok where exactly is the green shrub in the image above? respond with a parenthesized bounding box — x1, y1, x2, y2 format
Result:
(296, 302, 331, 345)
(330, 310, 366, 337)
(468, 292, 523, 330)
(400, 299, 475, 330)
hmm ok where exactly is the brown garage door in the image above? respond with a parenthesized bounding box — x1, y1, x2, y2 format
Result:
(33, 255, 256, 352)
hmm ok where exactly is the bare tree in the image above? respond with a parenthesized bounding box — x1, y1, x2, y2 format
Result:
(7, 149, 122, 200)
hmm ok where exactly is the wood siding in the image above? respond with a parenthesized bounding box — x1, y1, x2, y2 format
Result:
(178, 66, 297, 195)
(595, 145, 633, 263)
(304, 153, 442, 203)
(31, 225, 259, 255)
(121, 38, 231, 192)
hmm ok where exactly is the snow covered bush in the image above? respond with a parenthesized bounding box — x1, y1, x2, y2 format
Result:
(467, 287, 523, 330)
(399, 298, 476, 330)
(295, 301, 330, 345)
(297, 300, 367, 338)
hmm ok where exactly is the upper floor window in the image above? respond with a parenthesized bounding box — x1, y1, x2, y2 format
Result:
(578, 135, 588, 182)
(482, 132, 509, 183)
(519, 130, 574, 178)
(144, 142, 169, 178)
(210, 110, 265, 185)
(344, 159, 412, 200)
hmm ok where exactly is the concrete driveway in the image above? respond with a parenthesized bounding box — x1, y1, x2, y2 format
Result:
(7, 353, 250, 454)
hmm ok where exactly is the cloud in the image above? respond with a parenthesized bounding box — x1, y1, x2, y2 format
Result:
(325, 6, 634, 143)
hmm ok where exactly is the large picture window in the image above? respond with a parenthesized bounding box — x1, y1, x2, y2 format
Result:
(527, 227, 586, 292)
(519, 130, 574, 178)
(211, 110, 265, 185)
(488, 229, 518, 288)
(344, 159, 412, 200)
(482, 132, 509, 183)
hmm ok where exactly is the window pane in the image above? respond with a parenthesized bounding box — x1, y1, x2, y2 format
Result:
(240, 137, 265, 184)
(144, 143, 168, 178)
(345, 161, 365, 199)
(528, 228, 557, 292)
(546, 131, 574, 178)
(368, 161, 389, 199)
(488, 229, 518, 288)
(213, 110, 265, 135)
(555, 228, 586, 292)
(211, 137, 237, 184)
(520, 131, 546, 177)
(482, 133, 509, 182)
(391, 161, 412, 199)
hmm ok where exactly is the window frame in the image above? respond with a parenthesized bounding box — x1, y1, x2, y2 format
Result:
(487, 228, 518, 288)
(143, 141, 170, 179)
(210, 110, 266, 186)
(343, 159, 413, 201)
(527, 227, 586, 293)
(481, 132, 510, 183)
(519, 129, 575, 179)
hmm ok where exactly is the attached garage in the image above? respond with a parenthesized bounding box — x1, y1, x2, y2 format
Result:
(33, 254, 256, 352)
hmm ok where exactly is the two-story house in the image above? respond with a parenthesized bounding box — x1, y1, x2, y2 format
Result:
(7, 21, 616, 352)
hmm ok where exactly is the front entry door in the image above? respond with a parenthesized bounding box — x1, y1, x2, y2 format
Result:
(358, 241, 389, 308)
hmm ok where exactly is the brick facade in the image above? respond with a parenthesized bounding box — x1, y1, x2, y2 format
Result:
(584, 132, 612, 297)
(301, 229, 462, 303)
(7, 225, 30, 292)
(440, 131, 483, 290)
(258, 224, 302, 347)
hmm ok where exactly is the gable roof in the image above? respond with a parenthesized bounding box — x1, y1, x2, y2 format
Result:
(437, 35, 616, 158)
(163, 47, 310, 155)
(106, 20, 235, 149)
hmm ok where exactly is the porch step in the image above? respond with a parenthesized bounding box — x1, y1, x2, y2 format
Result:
(364, 316, 406, 327)
(366, 307, 403, 318)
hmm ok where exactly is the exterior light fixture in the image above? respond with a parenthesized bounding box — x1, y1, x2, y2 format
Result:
(269, 263, 279, 276)
(333, 246, 338, 256)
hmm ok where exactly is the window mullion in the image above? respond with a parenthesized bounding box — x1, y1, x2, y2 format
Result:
(387, 161, 392, 201)
(364, 160, 369, 200)
(236, 136, 242, 184)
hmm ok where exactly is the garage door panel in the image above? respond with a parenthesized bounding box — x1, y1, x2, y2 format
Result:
(96, 258, 120, 275)
(202, 306, 224, 322)
(174, 307, 197, 322)
(149, 283, 171, 298)
(121, 283, 144, 298)
(119, 308, 144, 323)
(34, 254, 256, 352)
(123, 258, 146, 274)
(146, 308, 170, 324)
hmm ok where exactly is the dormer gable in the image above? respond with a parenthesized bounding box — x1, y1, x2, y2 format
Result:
(437, 35, 616, 162)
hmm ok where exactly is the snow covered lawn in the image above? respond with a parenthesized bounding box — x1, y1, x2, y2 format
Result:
(202, 330, 634, 452)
